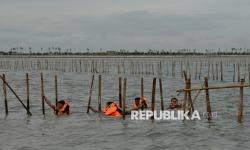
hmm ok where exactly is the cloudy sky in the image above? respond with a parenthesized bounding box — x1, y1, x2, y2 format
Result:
(0, 0, 249, 52)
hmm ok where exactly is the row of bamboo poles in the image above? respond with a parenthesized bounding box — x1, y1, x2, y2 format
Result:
(0, 56, 250, 82)
(177, 71, 250, 123)
(1, 72, 249, 123)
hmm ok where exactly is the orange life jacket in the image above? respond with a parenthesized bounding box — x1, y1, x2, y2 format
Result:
(104, 103, 122, 117)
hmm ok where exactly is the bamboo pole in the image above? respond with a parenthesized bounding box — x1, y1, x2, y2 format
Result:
(122, 78, 127, 120)
(207, 63, 210, 80)
(0, 75, 32, 115)
(98, 75, 102, 112)
(26, 73, 30, 114)
(159, 78, 164, 110)
(40, 73, 45, 115)
(191, 86, 203, 104)
(55, 75, 58, 115)
(87, 75, 94, 113)
(183, 82, 188, 114)
(237, 79, 244, 123)
(118, 64, 120, 74)
(204, 77, 212, 120)
(119, 77, 122, 108)
(238, 64, 240, 82)
(212, 63, 215, 80)
(2, 74, 8, 115)
(195, 62, 197, 80)
(187, 79, 194, 113)
(233, 64, 235, 82)
(216, 63, 218, 81)
(199, 61, 202, 80)
(151, 78, 156, 119)
(183, 71, 188, 113)
(220, 61, 223, 82)
(249, 64, 250, 83)
(141, 78, 144, 98)
(172, 62, 175, 78)
(114, 77, 116, 99)
(177, 83, 250, 92)
(181, 61, 183, 78)
(183, 71, 187, 82)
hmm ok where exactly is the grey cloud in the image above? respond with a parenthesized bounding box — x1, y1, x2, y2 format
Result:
(0, 0, 250, 51)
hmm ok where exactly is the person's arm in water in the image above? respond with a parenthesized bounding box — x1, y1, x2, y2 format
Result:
(141, 97, 151, 109)
(132, 100, 142, 110)
(43, 96, 55, 110)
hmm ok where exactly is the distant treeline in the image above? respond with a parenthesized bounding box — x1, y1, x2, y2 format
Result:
(0, 47, 250, 55)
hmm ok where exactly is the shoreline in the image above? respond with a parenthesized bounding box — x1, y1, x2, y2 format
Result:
(0, 54, 250, 58)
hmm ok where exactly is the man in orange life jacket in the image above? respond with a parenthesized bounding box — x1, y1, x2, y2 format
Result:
(103, 101, 122, 117)
(132, 96, 149, 110)
(43, 96, 70, 115)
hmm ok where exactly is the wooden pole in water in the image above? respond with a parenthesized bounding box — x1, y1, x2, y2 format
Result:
(118, 64, 120, 74)
(40, 73, 45, 115)
(216, 63, 218, 81)
(87, 75, 94, 113)
(181, 61, 183, 78)
(183, 71, 187, 82)
(183, 80, 188, 113)
(233, 64, 235, 82)
(238, 64, 240, 82)
(98, 75, 102, 112)
(141, 78, 144, 98)
(212, 63, 215, 80)
(187, 79, 194, 113)
(2, 74, 8, 115)
(122, 78, 127, 120)
(204, 77, 212, 120)
(177, 83, 250, 92)
(249, 64, 250, 83)
(159, 78, 164, 110)
(26, 73, 30, 114)
(0, 75, 32, 115)
(55, 75, 58, 115)
(119, 77, 122, 108)
(195, 62, 198, 80)
(182, 70, 188, 113)
(237, 79, 244, 123)
(151, 78, 156, 119)
(220, 61, 223, 82)
(207, 63, 210, 80)
(199, 61, 202, 80)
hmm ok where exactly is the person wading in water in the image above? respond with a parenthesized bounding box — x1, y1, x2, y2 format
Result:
(43, 96, 70, 115)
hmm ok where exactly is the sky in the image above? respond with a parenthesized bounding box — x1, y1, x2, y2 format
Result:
(0, 0, 249, 52)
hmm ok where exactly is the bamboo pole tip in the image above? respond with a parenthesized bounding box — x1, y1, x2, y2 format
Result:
(240, 79, 245, 83)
